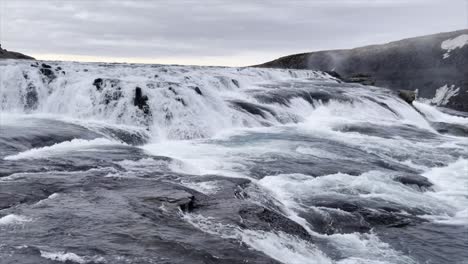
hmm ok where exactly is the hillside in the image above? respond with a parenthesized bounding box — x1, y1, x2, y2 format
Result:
(0, 44, 35, 60)
(257, 29, 468, 112)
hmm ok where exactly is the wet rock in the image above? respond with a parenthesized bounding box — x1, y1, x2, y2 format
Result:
(231, 79, 240, 87)
(230, 100, 275, 119)
(134, 87, 150, 114)
(25, 83, 38, 110)
(168, 86, 177, 95)
(193, 86, 203, 95)
(394, 174, 433, 189)
(325, 70, 343, 80)
(39, 63, 56, 82)
(431, 122, 468, 137)
(345, 73, 375, 85)
(239, 206, 311, 241)
(141, 190, 195, 212)
(175, 97, 186, 106)
(307, 195, 427, 232)
(398, 90, 416, 104)
(93, 78, 104, 90)
(38, 63, 56, 82)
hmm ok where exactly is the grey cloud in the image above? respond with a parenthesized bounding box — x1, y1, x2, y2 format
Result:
(1, 0, 466, 65)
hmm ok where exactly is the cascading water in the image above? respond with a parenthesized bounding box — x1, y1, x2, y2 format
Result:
(0, 60, 467, 264)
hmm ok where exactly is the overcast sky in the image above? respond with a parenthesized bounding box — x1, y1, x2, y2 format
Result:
(0, 0, 467, 66)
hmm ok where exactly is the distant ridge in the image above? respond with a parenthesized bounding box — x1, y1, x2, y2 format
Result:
(0, 44, 35, 60)
(257, 29, 468, 112)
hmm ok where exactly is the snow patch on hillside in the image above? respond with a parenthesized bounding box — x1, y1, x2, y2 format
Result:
(441, 34, 468, 59)
(430, 85, 460, 106)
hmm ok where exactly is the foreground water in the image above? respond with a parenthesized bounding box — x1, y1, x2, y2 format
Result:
(0, 60, 467, 264)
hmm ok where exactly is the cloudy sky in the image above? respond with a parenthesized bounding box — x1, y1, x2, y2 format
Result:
(0, 0, 467, 66)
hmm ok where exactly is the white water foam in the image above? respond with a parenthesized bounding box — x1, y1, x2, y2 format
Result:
(422, 158, 468, 225)
(40, 250, 105, 264)
(184, 213, 333, 264)
(0, 214, 31, 226)
(413, 101, 468, 125)
(4, 138, 122, 160)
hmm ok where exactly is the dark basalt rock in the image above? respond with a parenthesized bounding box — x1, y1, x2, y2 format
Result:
(239, 206, 312, 241)
(193, 86, 203, 95)
(93, 78, 104, 90)
(39, 63, 56, 82)
(39, 68, 54, 78)
(25, 83, 38, 110)
(92, 78, 124, 105)
(398, 90, 416, 104)
(325, 70, 343, 80)
(175, 97, 186, 106)
(394, 174, 433, 189)
(134, 87, 150, 114)
(168, 86, 177, 95)
(309, 198, 427, 233)
(230, 100, 276, 119)
(231, 79, 240, 87)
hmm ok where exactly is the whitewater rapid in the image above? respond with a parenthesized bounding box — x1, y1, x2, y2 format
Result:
(0, 60, 467, 264)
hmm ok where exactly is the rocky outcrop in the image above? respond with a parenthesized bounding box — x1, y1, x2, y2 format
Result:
(0, 44, 35, 60)
(257, 29, 468, 112)
(398, 90, 416, 104)
(394, 174, 433, 189)
(134, 87, 150, 115)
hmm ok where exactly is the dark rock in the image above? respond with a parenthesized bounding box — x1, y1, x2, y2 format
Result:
(134, 87, 150, 114)
(394, 174, 433, 189)
(175, 97, 186, 106)
(231, 79, 240, 87)
(40, 68, 54, 77)
(238, 206, 311, 241)
(230, 100, 275, 119)
(39, 64, 56, 82)
(193, 86, 203, 95)
(25, 83, 38, 110)
(325, 70, 343, 80)
(398, 90, 416, 104)
(93, 78, 104, 90)
(168, 86, 177, 95)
